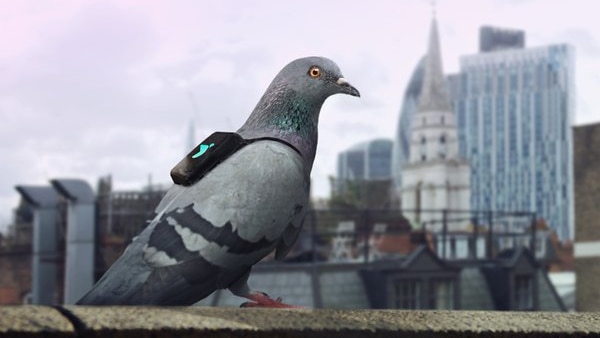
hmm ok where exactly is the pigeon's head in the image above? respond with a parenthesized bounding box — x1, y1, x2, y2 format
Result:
(274, 56, 360, 102)
(239, 56, 359, 166)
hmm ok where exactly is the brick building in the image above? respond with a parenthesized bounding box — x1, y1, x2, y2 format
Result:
(573, 122, 600, 311)
(0, 201, 35, 304)
(0, 176, 167, 304)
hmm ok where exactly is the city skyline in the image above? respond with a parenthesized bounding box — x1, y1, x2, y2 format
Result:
(391, 24, 575, 239)
(2, 0, 600, 233)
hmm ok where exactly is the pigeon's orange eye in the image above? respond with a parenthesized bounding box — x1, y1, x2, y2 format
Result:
(309, 66, 321, 79)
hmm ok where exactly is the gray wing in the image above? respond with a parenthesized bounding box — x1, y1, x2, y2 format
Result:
(77, 140, 308, 305)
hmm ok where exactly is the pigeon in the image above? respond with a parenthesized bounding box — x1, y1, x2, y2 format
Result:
(76, 56, 359, 307)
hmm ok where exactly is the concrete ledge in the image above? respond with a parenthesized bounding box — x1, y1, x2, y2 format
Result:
(0, 306, 74, 337)
(1, 306, 600, 337)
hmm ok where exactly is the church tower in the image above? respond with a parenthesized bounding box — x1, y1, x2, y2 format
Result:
(400, 16, 470, 231)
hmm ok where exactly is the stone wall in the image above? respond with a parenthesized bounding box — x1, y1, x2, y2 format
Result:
(1, 306, 599, 337)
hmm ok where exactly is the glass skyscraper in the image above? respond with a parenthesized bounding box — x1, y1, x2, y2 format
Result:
(452, 39, 575, 239)
(391, 57, 424, 190)
(337, 138, 393, 193)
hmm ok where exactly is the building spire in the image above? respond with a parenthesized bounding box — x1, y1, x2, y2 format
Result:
(417, 15, 452, 113)
(186, 89, 199, 154)
(186, 119, 196, 153)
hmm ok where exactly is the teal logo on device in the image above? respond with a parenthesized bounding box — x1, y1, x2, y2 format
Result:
(192, 143, 215, 159)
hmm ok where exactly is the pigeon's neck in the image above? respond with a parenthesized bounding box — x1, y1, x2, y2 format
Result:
(237, 85, 321, 171)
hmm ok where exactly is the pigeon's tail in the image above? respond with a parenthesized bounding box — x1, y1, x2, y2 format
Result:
(76, 241, 153, 305)
(76, 219, 160, 305)
(76, 254, 233, 306)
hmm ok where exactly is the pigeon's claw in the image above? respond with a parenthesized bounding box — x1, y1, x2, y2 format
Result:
(240, 301, 259, 308)
(240, 291, 303, 309)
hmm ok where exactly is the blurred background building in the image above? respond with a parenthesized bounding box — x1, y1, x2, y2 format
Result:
(573, 122, 600, 311)
(478, 26, 525, 52)
(332, 138, 394, 210)
(0, 177, 168, 304)
(452, 28, 575, 241)
(335, 138, 394, 191)
(399, 17, 470, 230)
(392, 25, 575, 240)
(391, 57, 425, 190)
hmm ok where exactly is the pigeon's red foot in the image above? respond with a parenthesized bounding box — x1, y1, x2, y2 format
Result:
(240, 292, 303, 308)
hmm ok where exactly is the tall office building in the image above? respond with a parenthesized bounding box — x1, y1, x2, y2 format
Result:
(336, 138, 393, 193)
(479, 26, 525, 52)
(452, 29, 575, 239)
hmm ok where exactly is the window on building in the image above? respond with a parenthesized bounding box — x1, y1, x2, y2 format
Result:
(514, 275, 533, 310)
(439, 135, 447, 159)
(394, 279, 422, 309)
(429, 278, 455, 309)
(420, 136, 427, 162)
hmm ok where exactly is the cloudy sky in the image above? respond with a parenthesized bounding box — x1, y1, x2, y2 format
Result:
(1, 0, 599, 232)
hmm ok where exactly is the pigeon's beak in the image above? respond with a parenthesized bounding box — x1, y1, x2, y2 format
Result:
(336, 78, 360, 97)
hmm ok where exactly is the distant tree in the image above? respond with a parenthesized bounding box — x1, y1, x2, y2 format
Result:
(328, 176, 393, 210)
(328, 176, 361, 210)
